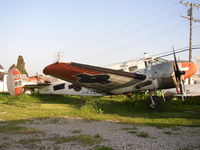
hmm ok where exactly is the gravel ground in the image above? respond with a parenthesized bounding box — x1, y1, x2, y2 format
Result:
(0, 118, 200, 150)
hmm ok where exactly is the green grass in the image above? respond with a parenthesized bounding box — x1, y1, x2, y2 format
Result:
(56, 134, 102, 145)
(121, 127, 138, 131)
(136, 132, 149, 138)
(127, 130, 137, 134)
(94, 145, 114, 150)
(0, 94, 200, 128)
(18, 138, 42, 149)
(0, 121, 41, 134)
(163, 131, 173, 135)
(72, 129, 82, 134)
(19, 138, 42, 145)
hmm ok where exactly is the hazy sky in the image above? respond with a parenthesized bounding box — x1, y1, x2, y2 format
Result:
(0, 0, 200, 76)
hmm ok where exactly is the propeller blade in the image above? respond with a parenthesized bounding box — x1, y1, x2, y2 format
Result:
(173, 47, 179, 72)
(172, 46, 186, 97)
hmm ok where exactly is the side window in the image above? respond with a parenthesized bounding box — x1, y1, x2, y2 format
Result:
(53, 83, 65, 91)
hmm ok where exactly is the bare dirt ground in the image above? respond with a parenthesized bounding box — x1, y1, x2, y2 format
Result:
(0, 118, 200, 150)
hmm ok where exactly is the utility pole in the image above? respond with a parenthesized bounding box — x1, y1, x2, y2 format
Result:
(180, 1, 200, 84)
(53, 51, 64, 62)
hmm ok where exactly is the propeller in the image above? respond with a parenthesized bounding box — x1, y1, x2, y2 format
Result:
(172, 47, 186, 100)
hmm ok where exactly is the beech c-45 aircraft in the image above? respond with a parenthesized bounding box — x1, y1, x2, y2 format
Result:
(43, 52, 197, 110)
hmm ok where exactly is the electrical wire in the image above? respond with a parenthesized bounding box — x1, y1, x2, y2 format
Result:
(153, 45, 200, 57)
(74, 21, 188, 62)
(156, 46, 200, 58)
(74, 8, 186, 51)
(69, 2, 180, 50)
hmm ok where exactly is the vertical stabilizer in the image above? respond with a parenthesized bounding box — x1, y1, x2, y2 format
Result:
(0, 65, 5, 80)
(7, 68, 23, 96)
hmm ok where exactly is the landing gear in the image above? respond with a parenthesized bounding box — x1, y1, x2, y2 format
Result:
(23, 88, 34, 95)
(146, 96, 163, 110)
(145, 90, 164, 110)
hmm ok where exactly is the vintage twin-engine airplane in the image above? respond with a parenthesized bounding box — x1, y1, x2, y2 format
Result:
(43, 52, 197, 110)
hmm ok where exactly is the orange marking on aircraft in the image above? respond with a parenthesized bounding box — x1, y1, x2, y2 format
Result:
(43, 62, 105, 82)
(180, 62, 197, 79)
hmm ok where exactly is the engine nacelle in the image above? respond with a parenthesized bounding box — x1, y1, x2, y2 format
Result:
(150, 62, 176, 90)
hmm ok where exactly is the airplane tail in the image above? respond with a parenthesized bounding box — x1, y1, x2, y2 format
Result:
(7, 68, 23, 96)
(0, 64, 5, 80)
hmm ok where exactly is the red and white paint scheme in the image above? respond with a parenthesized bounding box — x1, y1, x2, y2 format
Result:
(43, 59, 197, 95)
(7, 68, 23, 96)
(43, 56, 197, 110)
(180, 62, 197, 80)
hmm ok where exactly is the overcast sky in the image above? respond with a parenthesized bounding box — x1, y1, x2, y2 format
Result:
(0, 0, 200, 76)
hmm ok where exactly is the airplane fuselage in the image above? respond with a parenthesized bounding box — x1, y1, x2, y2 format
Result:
(43, 61, 197, 95)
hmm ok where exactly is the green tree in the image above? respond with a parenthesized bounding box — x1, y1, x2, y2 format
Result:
(9, 64, 16, 70)
(16, 55, 28, 76)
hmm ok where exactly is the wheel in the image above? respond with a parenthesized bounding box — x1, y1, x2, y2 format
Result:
(146, 96, 163, 110)
(23, 89, 34, 95)
(164, 96, 173, 102)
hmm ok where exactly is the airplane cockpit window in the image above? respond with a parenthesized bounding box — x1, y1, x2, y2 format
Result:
(144, 57, 168, 68)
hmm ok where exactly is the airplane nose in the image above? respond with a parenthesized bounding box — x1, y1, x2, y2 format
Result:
(43, 62, 74, 79)
(180, 62, 197, 79)
(43, 63, 60, 76)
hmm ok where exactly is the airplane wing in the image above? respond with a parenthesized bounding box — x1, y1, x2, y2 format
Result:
(43, 62, 146, 94)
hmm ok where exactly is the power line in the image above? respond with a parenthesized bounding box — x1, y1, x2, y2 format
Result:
(72, 9, 185, 52)
(70, 2, 198, 64)
(153, 45, 200, 57)
(76, 22, 188, 62)
(69, 2, 180, 50)
(156, 46, 200, 58)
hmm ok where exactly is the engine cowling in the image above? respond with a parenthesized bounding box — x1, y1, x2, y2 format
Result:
(150, 62, 176, 90)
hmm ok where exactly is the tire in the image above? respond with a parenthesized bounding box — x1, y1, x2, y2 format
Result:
(146, 96, 163, 111)
(23, 89, 34, 95)
(164, 96, 173, 102)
